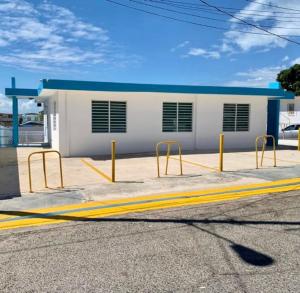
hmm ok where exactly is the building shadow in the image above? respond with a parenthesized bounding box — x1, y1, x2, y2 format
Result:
(0, 147, 21, 199)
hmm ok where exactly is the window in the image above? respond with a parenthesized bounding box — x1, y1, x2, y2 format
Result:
(92, 101, 126, 133)
(53, 101, 57, 131)
(287, 103, 295, 115)
(223, 103, 250, 132)
(162, 102, 192, 132)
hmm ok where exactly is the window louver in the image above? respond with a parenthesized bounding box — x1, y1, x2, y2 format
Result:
(223, 103, 250, 132)
(178, 103, 193, 132)
(92, 101, 126, 133)
(163, 102, 177, 132)
(163, 102, 193, 132)
(236, 104, 250, 131)
(110, 101, 126, 133)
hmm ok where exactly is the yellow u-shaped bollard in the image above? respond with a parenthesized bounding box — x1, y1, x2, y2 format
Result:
(156, 141, 183, 177)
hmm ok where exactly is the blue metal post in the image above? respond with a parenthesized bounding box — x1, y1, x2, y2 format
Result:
(267, 99, 280, 146)
(12, 77, 19, 146)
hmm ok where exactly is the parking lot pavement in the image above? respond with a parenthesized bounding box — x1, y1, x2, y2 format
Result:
(0, 190, 299, 292)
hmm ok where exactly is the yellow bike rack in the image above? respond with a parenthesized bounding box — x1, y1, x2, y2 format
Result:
(28, 150, 64, 193)
(156, 140, 183, 177)
(255, 135, 276, 169)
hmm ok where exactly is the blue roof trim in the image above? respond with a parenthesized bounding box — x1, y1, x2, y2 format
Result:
(5, 88, 38, 97)
(5, 79, 295, 99)
(41, 79, 294, 99)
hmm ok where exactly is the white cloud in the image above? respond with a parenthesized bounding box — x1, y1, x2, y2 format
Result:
(170, 41, 190, 52)
(0, 94, 11, 113)
(186, 48, 220, 59)
(222, 0, 300, 51)
(0, 0, 137, 71)
(226, 65, 285, 87)
(282, 56, 289, 62)
(0, 94, 43, 114)
(291, 57, 300, 65)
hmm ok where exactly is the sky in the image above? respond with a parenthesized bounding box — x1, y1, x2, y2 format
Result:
(0, 0, 300, 113)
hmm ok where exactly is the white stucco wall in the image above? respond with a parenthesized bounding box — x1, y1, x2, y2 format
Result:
(280, 97, 300, 127)
(46, 90, 268, 157)
(195, 95, 267, 151)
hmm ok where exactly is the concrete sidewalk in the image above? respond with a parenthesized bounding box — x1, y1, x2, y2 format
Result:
(1, 146, 300, 211)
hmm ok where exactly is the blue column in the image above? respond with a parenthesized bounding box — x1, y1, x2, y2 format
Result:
(267, 99, 280, 146)
(12, 77, 19, 147)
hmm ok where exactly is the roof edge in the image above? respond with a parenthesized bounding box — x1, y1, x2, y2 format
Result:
(5, 79, 295, 99)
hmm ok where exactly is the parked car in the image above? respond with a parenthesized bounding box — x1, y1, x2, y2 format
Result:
(19, 121, 43, 127)
(280, 124, 300, 139)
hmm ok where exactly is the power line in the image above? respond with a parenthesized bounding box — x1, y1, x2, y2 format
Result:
(133, 0, 300, 31)
(198, 0, 300, 46)
(104, 0, 300, 40)
(245, 0, 300, 13)
(147, 0, 300, 21)
(151, 0, 300, 15)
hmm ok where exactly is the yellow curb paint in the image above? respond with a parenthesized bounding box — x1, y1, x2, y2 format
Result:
(1, 183, 300, 231)
(170, 156, 218, 172)
(1, 176, 300, 222)
(81, 159, 112, 182)
(1, 177, 300, 231)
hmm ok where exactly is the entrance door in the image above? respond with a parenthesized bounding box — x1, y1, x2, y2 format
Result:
(267, 99, 280, 146)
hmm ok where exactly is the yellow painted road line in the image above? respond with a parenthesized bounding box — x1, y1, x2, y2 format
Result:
(81, 159, 112, 182)
(1, 181, 300, 231)
(1, 177, 300, 231)
(170, 156, 218, 172)
(1, 176, 300, 222)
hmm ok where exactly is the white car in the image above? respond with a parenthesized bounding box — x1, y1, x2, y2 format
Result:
(280, 124, 300, 139)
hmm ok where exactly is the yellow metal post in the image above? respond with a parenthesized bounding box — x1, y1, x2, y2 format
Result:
(255, 137, 259, 169)
(178, 144, 183, 175)
(272, 136, 277, 167)
(165, 144, 171, 175)
(219, 134, 224, 172)
(28, 155, 33, 193)
(255, 135, 276, 169)
(27, 150, 64, 193)
(156, 144, 161, 177)
(298, 128, 300, 151)
(58, 152, 64, 188)
(42, 152, 48, 188)
(260, 137, 266, 167)
(156, 141, 183, 177)
(111, 140, 116, 182)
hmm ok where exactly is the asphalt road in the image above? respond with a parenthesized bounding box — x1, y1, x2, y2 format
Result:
(0, 191, 299, 293)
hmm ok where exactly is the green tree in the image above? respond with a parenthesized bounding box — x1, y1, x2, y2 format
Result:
(277, 64, 300, 95)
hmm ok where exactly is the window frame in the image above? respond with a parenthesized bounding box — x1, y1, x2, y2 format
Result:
(91, 100, 127, 133)
(162, 102, 193, 133)
(223, 103, 250, 132)
(287, 103, 295, 116)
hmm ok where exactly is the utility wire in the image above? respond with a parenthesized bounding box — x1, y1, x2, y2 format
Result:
(133, 0, 300, 31)
(147, 0, 300, 21)
(245, 0, 300, 13)
(198, 0, 300, 46)
(151, 0, 300, 15)
(104, 0, 300, 39)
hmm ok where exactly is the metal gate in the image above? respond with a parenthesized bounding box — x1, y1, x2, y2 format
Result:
(0, 126, 13, 147)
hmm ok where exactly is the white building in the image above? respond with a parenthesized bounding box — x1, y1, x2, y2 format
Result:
(280, 96, 300, 129)
(5, 79, 294, 156)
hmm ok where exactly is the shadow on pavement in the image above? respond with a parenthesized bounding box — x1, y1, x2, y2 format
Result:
(0, 148, 21, 199)
(1, 210, 299, 266)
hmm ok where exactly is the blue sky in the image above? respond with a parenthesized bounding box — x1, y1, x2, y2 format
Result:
(0, 0, 300, 113)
